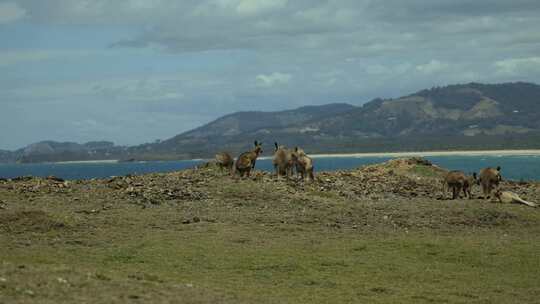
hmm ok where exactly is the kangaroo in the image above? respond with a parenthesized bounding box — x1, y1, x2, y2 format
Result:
(215, 152, 234, 173)
(462, 172, 478, 199)
(478, 166, 502, 199)
(494, 190, 537, 207)
(443, 171, 476, 199)
(291, 147, 314, 182)
(273, 142, 293, 179)
(233, 141, 263, 178)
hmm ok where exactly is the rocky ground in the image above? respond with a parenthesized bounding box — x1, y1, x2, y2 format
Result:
(1, 158, 539, 303)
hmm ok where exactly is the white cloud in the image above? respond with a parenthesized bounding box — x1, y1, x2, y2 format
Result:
(0, 2, 26, 24)
(416, 60, 449, 74)
(256, 72, 292, 87)
(494, 57, 540, 76)
(236, 0, 287, 15)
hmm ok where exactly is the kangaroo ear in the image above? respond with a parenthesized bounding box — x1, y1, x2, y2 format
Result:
(254, 140, 258, 146)
(295, 147, 298, 152)
(473, 172, 477, 179)
(496, 166, 501, 171)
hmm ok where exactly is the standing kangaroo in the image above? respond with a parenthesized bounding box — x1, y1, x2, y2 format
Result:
(273, 142, 293, 179)
(233, 141, 263, 178)
(443, 171, 477, 199)
(478, 166, 502, 199)
(291, 147, 314, 182)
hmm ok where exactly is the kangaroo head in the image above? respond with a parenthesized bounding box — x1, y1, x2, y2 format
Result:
(253, 140, 263, 155)
(290, 147, 297, 161)
(496, 166, 502, 181)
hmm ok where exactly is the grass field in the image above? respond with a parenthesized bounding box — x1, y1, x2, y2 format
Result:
(1, 159, 539, 303)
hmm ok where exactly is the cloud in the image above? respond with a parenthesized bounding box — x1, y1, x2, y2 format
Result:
(256, 72, 292, 88)
(238, 0, 287, 15)
(494, 57, 540, 76)
(2, 0, 540, 149)
(416, 60, 449, 75)
(0, 1, 26, 24)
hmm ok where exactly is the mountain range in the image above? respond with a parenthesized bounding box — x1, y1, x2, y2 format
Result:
(3, 82, 540, 163)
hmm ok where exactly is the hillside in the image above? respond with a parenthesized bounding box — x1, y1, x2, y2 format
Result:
(7, 141, 128, 163)
(1, 158, 540, 303)
(4, 82, 540, 163)
(133, 82, 540, 159)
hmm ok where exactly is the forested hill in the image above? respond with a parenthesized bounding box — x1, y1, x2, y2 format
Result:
(4, 82, 540, 163)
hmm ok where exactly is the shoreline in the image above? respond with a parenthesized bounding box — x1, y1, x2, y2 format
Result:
(308, 149, 540, 158)
(51, 159, 119, 164)
(3, 150, 540, 165)
(259, 149, 540, 160)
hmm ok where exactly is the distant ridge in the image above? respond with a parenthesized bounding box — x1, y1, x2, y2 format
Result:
(4, 82, 540, 163)
(127, 81, 540, 159)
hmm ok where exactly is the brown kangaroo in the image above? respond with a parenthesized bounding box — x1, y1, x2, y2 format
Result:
(233, 141, 263, 178)
(443, 171, 477, 199)
(291, 147, 314, 182)
(273, 142, 293, 179)
(478, 166, 502, 199)
(215, 152, 234, 173)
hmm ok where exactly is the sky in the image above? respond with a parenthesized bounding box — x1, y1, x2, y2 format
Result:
(1, 0, 540, 150)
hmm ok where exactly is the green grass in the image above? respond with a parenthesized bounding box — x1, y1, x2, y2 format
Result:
(1, 166, 540, 303)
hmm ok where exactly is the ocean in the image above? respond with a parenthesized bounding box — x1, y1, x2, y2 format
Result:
(1, 155, 540, 181)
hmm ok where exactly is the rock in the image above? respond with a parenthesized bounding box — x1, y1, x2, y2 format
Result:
(12, 176, 33, 182)
(47, 175, 65, 182)
(125, 186, 136, 194)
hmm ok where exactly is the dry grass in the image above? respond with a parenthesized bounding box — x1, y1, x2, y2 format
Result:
(1, 159, 539, 303)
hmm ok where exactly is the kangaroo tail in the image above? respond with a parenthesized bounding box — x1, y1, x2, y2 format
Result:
(516, 197, 537, 207)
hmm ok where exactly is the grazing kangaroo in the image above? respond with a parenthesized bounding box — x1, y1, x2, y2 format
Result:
(478, 166, 502, 199)
(215, 152, 234, 173)
(494, 190, 537, 207)
(273, 142, 293, 179)
(463, 172, 478, 198)
(443, 171, 477, 199)
(233, 141, 263, 178)
(291, 147, 314, 182)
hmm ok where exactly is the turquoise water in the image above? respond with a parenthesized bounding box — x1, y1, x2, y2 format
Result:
(0, 155, 539, 181)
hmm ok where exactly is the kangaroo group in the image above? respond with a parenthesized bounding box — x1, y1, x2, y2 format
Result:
(215, 141, 314, 182)
(216, 141, 536, 207)
(442, 166, 536, 207)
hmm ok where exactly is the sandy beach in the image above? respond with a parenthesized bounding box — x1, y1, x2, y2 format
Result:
(53, 159, 119, 164)
(257, 150, 540, 160)
(308, 149, 540, 158)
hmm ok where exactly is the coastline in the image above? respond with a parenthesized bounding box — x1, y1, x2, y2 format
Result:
(52, 159, 119, 164)
(4, 150, 540, 165)
(258, 149, 540, 160)
(308, 149, 540, 158)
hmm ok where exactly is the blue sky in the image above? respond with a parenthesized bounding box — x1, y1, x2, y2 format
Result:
(1, 0, 540, 150)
